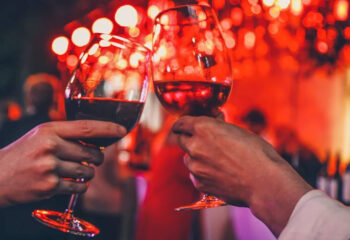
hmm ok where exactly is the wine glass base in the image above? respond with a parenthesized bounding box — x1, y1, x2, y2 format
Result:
(174, 197, 227, 212)
(32, 209, 99, 237)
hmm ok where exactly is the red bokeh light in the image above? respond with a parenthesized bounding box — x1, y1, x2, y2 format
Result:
(51, 36, 69, 55)
(66, 54, 79, 70)
(344, 27, 350, 39)
(71, 27, 91, 47)
(7, 102, 22, 121)
(316, 41, 328, 54)
(231, 7, 244, 26)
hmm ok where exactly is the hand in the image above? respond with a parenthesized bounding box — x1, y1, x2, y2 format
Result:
(172, 116, 312, 236)
(0, 120, 126, 207)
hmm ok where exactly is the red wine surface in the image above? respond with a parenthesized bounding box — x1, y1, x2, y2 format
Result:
(154, 80, 231, 116)
(65, 97, 144, 147)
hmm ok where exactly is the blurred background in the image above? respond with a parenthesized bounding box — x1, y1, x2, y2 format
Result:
(0, 0, 350, 239)
(1, 0, 350, 161)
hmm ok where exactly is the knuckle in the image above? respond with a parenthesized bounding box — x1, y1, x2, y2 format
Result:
(43, 138, 58, 152)
(39, 174, 59, 193)
(80, 120, 93, 137)
(75, 165, 94, 179)
(193, 117, 208, 133)
(37, 157, 57, 173)
(186, 141, 199, 158)
(37, 122, 54, 135)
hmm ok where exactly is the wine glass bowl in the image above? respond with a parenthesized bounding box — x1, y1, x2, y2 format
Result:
(65, 34, 150, 148)
(152, 4, 232, 211)
(32, 34, 150, 236)
(152, 4, 232, 117)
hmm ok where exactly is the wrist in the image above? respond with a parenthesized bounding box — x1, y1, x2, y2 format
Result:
(248, 155, 312, 236)
(0, 148, 10, 207)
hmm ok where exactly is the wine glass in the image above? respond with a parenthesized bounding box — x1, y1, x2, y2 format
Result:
(152, 4, 232, 211)
(32, 33, 150, 236)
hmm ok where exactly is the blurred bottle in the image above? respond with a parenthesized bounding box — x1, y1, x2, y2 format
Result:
(342, 163, 350, 205)
(316, 152, 330, 193)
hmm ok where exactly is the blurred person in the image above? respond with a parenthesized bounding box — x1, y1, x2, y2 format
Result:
(172, 116, 350, 240)
(0, 73, 63, 148)
(135, 115, 200, 240)
(274, 126, 321, 188)
(241, 108, 267, 135)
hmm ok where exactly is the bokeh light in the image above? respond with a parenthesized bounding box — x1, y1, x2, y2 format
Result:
(71, 27, 91, 47)
(92, 18, 114, 34)
(51, 36, 69, 55)
(115, 5, 138, 27)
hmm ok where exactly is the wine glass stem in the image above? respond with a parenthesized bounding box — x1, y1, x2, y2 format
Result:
(66, 193, 79, 215)
(63, 177, 84, 219)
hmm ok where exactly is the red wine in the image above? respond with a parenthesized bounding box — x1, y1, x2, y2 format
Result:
(65, 97, 144, 147)
(154, 80, 231, 116)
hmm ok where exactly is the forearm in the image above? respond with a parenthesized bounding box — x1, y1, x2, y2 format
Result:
(248, 154, 313, 236)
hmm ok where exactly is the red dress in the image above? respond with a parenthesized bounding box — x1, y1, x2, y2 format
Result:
(135, 143, 199, 240)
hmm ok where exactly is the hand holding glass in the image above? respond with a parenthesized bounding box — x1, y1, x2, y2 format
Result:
(152, 4, 232, 211)
(32, 34, 150, 236)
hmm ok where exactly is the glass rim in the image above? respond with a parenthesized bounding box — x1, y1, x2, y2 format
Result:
(93, 33, 151, 53)
(154, 4, 215, 26)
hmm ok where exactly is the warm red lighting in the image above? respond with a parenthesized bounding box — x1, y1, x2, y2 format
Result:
(276, 0, 291, 9)
(92, 18, 114, 34)
(7, 102, 22, 121)
(269, 7, 281, 18)
(51, 36, 69, 55)
(244, 31, 256, 49)
(115, 5, 138, 27)
(128, 27, 140, 37)
(303, 11, 324, 28)
(262, 0, 275, 7)
(213, 0, 226, 9)
(231, 7, 243, 26)
(221, 18, 233, 30)
(344, 27, 350, 39)
(66, 54, 79, 69)
(334, 0, 349, 21)
(71, 27, 91, 47)
(251, 4, 262, 15)
(316, 41, 328, 54)
(148, 5, 160, 20)
(291, 0, 303, 15)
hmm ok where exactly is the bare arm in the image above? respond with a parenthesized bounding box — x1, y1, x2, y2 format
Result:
(0, 120, 126, 207)
(172, 116, 312, 236)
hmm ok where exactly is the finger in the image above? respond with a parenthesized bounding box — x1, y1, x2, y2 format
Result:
(172, 116, 196, 136)
(56, 179, 88, 195)
(210, 108, 225, 121)
(51, 120, 127, 139)
(56, 161, 95, 181)
(175, 133, 193, 155)
(54, 139, 104, 165)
